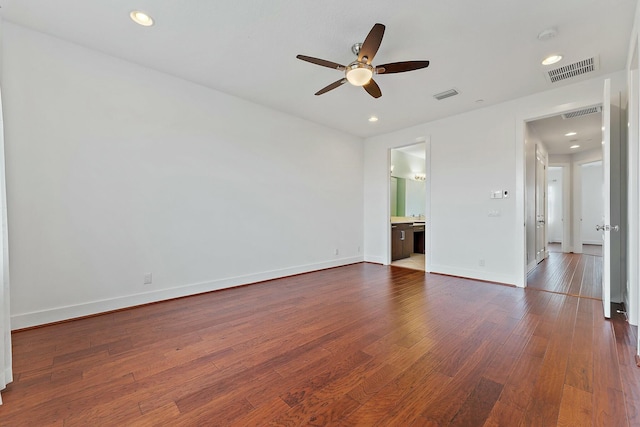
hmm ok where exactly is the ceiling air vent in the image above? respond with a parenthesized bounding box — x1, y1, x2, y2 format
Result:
(433, 88, 460, 100)
(561, 105, 602, 119)
(545, 56, 600, 83)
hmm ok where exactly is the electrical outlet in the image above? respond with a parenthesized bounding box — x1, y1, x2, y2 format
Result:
(335, 248, 339, 255)
(479, 259, 485, 267)
(358, 246, 361, 253)
(144, 272, 152, 285)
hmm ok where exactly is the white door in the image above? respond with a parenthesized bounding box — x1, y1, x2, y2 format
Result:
(600, 79, 613, 318)
(535, 148, 547, 263)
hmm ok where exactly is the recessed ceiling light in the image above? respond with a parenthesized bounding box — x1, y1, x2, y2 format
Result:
(565, 131, 577, 136)
(475, 99, 484, 103)
(368, 116, 379, 122)
(570, 144, 580, 149)
(542, 54, 563, 66)
(130, 10, 154, 27)
(537, 28, 558, 41)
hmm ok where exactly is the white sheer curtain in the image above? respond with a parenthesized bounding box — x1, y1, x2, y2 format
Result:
(0, 88, 11, 404)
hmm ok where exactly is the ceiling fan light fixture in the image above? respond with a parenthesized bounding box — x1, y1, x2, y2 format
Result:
(346, 62, 373, 86)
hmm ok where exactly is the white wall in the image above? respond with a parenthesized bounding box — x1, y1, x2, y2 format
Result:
(2, 23, 365, 329)
(547, 167, 564, 243)
(405, 180, 426, 217)
(581, 162, 604, 244)
(364, 70, 626, 286)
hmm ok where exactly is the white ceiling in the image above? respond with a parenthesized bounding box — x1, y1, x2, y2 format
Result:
(528, 111, 603, 155)
(0, 0, 636, 138)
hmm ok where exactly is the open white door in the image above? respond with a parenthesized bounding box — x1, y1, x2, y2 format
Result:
(600, 79, 612, 318)
(535, 147, 547, 263)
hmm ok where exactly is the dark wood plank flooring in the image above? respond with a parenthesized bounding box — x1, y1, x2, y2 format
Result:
(548, 243, 603, 257)
(1, 261, 638, 426)
(527, 252, 603, 299)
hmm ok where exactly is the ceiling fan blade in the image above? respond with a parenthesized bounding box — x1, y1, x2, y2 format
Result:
(358, 23, 385, 64)
(363, 79, 382, 99)
(376, 61, 430, 74)
(296, 55, 346, 71)
(315, 78, 347, 96)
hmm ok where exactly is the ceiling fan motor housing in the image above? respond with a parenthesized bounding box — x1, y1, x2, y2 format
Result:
(351, 43, 363, 56)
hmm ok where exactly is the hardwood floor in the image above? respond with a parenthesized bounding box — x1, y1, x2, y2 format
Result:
(548, 243, 603, 257)
(527, 252, 602, 298)
(1, 262, 639, 426)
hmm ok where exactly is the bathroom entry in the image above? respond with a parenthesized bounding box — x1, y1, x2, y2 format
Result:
(390, 143, 427, 271)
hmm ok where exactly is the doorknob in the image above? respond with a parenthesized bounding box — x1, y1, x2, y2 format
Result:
(597, 224, 620, 231)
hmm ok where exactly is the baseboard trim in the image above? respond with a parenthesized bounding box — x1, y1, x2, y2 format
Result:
(582, 241, 603, 246)
(11, 256, 364, 330)
(364, 255, 386, 265)
(428, 264, 517, 288)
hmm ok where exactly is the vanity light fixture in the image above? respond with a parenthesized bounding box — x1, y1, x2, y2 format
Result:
(565, 131, 577, 136)
(541, 54, 563, 66)
(570, 144, 580, 149)
(130, 10, 154, 27)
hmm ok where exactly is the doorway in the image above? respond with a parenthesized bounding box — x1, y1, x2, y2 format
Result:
(389, 143, 427, 271)
(525, 113, 607, 298)
(580, 161, 604, 257)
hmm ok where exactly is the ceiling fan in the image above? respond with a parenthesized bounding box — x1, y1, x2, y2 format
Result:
(296, 23, 430, 99)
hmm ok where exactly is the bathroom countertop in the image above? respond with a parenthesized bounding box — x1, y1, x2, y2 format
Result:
(391, 216, 426, 224)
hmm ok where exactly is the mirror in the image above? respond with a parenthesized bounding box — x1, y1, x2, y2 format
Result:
(390, 144, 426, 218)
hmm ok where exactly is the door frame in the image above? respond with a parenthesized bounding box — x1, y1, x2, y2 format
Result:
(386, 137, 431, 271)
(627, 36, 639, 329)
(516, 97, 603, 288)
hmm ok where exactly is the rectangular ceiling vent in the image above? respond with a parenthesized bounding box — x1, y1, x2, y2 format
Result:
(561, 105, 603, 119)
(433, 88, 460, 100)
(545, 56, 600, 83)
